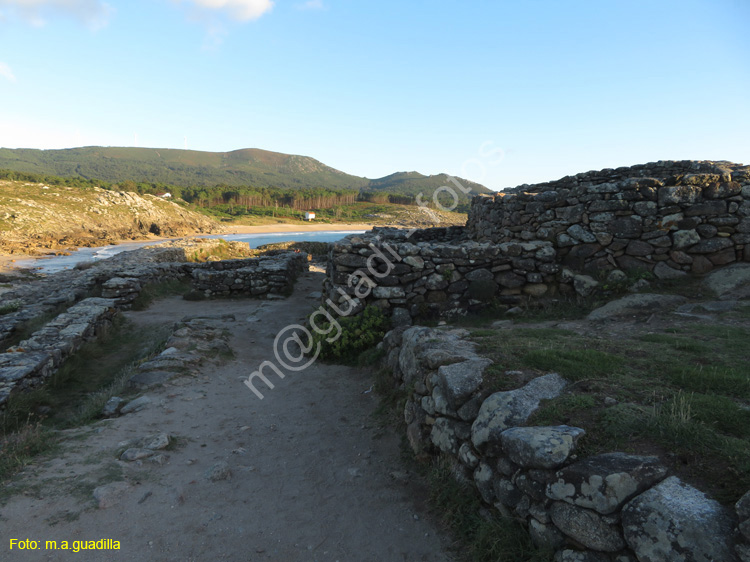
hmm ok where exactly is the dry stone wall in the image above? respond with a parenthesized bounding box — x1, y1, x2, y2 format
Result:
(324, 230, 556, 321)
(0, 246, 308, 413)
(383, 325, 748, 561)
(467, 160, 750, 277)
(190, 252, 309, 298)
(0, 297, 118, 412)
(326, 160, 750, 322)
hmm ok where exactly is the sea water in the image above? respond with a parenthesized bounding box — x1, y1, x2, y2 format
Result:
(13, 230, 365, 274)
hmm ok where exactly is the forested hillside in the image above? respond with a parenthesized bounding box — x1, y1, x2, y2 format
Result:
(0, 147, 492, 203)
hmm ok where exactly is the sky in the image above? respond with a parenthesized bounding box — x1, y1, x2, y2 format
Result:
(0, 0, 748, 190)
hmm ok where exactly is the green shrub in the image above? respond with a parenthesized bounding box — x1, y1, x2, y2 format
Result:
(0, 300, 20, 315)
(309, 305, 390, 363)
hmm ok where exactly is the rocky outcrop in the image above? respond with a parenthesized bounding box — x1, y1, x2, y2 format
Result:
(382, 325, 743, 561)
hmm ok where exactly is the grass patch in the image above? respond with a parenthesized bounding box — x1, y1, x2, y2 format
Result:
(528, 394, 598, 426)
(1, 316, 171, 432)
(637, 333, 711, 353)
(0, 422, 58, 483)
(522, 348, 624, 381)
(465, 303, 750, 504)
(427, 459, 552, 562)
(664, 365, 750, 398)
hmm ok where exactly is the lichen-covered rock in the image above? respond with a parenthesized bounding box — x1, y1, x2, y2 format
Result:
(703, 263, 750, 299)
(547, 452, 667, 514)
(573, 274, 599, 297)
(473, 462, 495, 504)
(529, 518, 566, 550)
(437, 358, 492, 410)
(429, 417, 470, 455)
(550, 501, 626, 552)
(397, 327, 434, 385)
(494, 478, 524, 509)
(458, 442, 479, 468)
(500, 425, 585, 469)
(471, 373, 567, 455)
(553, 549, 611, 562)
(621, 476, 738, 562)
(737, 491, 750, 541)
(587, 293, 688, 321)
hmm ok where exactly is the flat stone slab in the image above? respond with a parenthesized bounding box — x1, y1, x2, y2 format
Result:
(703, 263, 750, 299)
(500, 425, 585, 469)
(587, 294, 688, 321)
(128, 370, 175, 390)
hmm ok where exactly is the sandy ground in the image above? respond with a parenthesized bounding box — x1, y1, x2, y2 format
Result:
(223, 223, 375, 235)
(0, 267, 454, 562)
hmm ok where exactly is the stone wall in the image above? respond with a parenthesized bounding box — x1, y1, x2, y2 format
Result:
(383, 324, 749, 562)
(325, 160, 750, 322)
(467, 160, 750, 277)
(0, 297, 118, 412)
(190, 252, 309, 297)
(0, 247, 309, 412)
(324, 232, 556, 321)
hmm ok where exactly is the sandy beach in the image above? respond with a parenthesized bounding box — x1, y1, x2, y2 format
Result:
(223, 222, 375, 235)
(0, 221, 376, 275)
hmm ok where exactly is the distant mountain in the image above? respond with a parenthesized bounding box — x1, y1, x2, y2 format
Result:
(0, 147, 492, 199)
(363, 171, 490, 199)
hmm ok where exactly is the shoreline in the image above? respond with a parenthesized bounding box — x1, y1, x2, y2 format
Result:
(0, 221, 376, 275)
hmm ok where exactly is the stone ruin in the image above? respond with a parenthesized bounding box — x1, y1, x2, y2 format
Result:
(384, 324, 750, 562)
(325, 160, 750, 322)
(0, 242, 308, 414)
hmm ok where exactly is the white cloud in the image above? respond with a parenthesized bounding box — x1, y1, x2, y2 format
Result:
(179, 0, 273, 22)
(202, 22, 228, 50)
(0, 0, 113, 28)
(0, 62, 15, 82)
(297, 0, 325, 10)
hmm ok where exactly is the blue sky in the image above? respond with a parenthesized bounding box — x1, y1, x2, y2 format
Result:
(0, 0, 748, 190)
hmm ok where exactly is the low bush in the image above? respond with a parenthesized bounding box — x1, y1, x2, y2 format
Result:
(309, 305, 390, 364)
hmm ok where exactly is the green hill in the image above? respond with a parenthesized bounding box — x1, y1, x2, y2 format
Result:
(0, 147, 492, 200)
(363, 171, 489, 199)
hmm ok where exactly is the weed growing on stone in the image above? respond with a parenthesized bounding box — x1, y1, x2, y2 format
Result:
(309, 305, 390, 364)
(0, 300, 20, 315)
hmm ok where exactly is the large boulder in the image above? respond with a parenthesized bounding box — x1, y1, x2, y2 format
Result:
(621, 476, 738, 562)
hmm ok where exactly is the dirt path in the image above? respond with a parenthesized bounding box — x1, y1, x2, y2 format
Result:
(1, 269, 454, 562)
